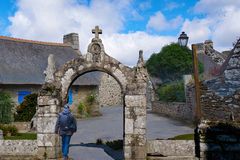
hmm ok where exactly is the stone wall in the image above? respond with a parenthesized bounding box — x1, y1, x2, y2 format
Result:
(70, 85, 98, 116)
(200, 51, 240, 121)
(198, 39, 240, 121)
(147, 140, 195, 157)
(98, 73, 122, 107)
(185, 84, 196, 121)
(12, 122, 31, 133)
(152, 101, 194, 122)
(0, 140, 38, 156)
(201, 85, 240, 121)
(197, 120, 240, 159)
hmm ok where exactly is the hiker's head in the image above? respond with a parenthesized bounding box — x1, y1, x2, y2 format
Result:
(63, 104, 70, 113)
(64, 104, 70, 109)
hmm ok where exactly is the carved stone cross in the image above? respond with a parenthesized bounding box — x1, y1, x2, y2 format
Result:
(92, 26, 102, 39)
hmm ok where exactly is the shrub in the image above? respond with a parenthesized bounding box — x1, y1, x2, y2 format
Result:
(14, 93, 37, 122)
(77, 92, 97, 117)
(0, 124, 18, 136)
(77, 102, 86, 115)
(105, 139, 123, 150)
(86, 93, 96, 105)
(96, 138, 103, 145)
(0, 92, 14, 124)
(158, 81, 186, 102)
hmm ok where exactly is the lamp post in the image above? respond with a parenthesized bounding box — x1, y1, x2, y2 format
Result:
(178, 32, 189, 47)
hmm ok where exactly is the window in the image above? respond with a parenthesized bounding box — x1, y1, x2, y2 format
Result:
(18, 91, 31, 104)
(68, 88, 73, 104)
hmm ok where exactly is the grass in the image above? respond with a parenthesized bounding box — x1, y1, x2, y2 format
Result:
(168, 133, 194, 140)
(4, 133, 37, 140)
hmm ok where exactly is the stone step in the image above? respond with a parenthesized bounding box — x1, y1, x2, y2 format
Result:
(147, 156, 198, 160)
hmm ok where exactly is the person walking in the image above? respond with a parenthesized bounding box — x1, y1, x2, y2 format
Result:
(55, 104, 77, 160)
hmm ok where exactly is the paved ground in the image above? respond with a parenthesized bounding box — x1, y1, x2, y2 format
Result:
(69, 106, 193, 160)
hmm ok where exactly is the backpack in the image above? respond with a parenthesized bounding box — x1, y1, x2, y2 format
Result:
(59, 113, 75, 131)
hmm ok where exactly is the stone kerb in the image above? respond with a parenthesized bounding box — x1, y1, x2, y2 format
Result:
(147, 140, 195, 157)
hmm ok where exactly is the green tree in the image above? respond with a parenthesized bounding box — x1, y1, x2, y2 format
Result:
(0, 92, 14, 124)
(146, 43, 202, 82)
(14, 93, 37, 122)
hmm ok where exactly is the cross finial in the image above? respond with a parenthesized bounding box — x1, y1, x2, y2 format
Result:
(92, 26, 102, 39)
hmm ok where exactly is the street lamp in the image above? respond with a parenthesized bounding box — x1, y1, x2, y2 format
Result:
(178, 32, 189, 47)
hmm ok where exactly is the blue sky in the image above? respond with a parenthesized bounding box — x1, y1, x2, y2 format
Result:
(0, 0, 16, 35)
(0, 0, 239, 65)
(0, 0, 198, 36)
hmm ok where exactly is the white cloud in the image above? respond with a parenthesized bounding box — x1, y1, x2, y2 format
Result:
(8, 0, 127, 41)
(211, 10, 240, 49)
(165, 2, 184, 11)
(102, 32, 175, 65)
(183, 0, 240, 50)
(147, 11, 183, 32)
(181, 18, 212, 45)
(8, 0, 175, 66)
(139, 1, 151, 11)
(193, 0, 240, 16)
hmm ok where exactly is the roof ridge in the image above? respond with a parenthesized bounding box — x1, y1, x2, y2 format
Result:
(0, 35, 70, 47)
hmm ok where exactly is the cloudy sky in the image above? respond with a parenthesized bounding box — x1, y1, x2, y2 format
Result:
(0, 0, 240, 66)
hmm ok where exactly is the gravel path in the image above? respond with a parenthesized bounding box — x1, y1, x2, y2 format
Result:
(69, 106, 193, 160)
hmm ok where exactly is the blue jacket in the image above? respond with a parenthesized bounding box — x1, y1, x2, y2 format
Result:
(55, 107, 77, 136)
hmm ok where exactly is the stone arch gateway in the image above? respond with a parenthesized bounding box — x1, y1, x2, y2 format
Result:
(37, 26, 149, 160)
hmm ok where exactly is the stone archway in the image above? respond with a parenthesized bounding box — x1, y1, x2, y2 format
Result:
(37, 26, 149, 160)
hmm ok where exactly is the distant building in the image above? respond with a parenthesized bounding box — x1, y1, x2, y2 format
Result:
(196, 40, 227, 80)
(0, 34, 101, 114)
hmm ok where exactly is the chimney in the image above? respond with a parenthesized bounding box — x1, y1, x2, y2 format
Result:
(63, 33, 79, 50)
(204, 40, 213, 49)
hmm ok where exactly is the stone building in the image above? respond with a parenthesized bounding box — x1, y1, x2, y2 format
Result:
(0, 34, 101, 114)
(201, 39, 240, 121)
(98, 73, 122, 106)
(196, 40, 226, 80)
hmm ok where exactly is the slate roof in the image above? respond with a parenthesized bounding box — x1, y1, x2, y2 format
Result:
(0, 36, 100, 86)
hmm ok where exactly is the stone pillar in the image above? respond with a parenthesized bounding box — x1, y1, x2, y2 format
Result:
(124, 93, 147, 160)
(37, 96, 61, 159)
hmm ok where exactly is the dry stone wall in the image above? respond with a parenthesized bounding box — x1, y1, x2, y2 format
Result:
(0, 140, 38, 156)
(152, 84, 195, 122)
(197, 120, 240, 159)
(152, 101, 194, 122)
(201, 85, 240, 121)
(200, 44, 240, 121)
(98, 73, 122, 106)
